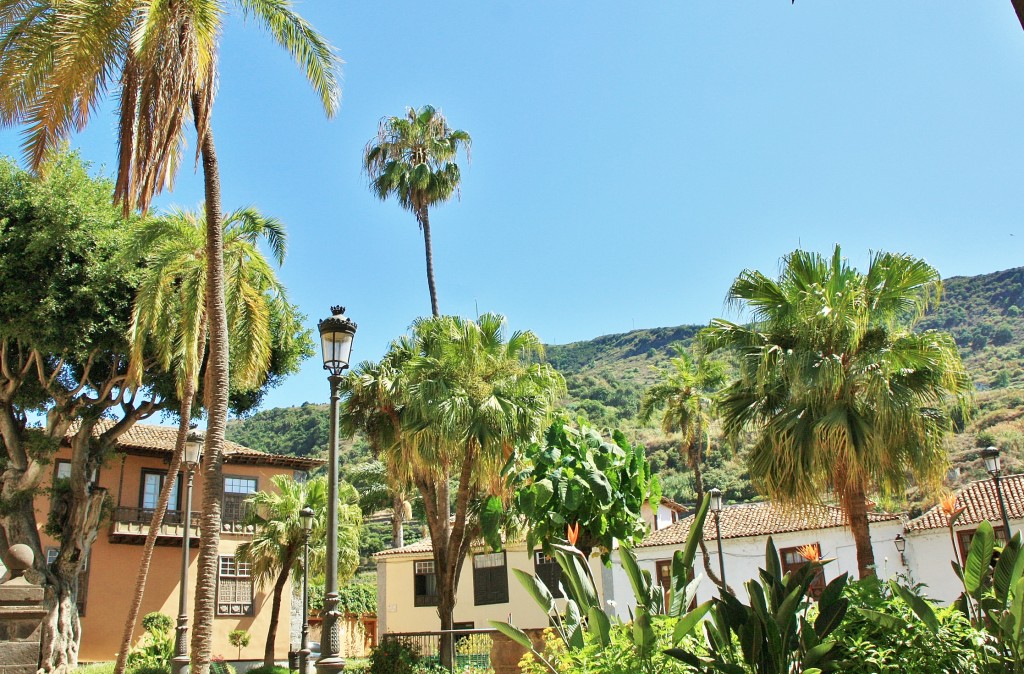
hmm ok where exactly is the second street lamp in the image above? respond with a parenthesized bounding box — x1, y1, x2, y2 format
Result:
(316, 306, 356, 674)
(299, 506, 315, 674)
(172, 429, 204, 674)
(709, 488, 726, 590)
(983, 446, 1014, 540)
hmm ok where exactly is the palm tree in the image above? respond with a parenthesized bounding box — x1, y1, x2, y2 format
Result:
(0, 3, 338, 670)
(113, 206, 300, 674)
(343, 314, 563, 667)
(346, 461, 414, 549)
(702, 246, 972, 578)
(363, 106, 471, 317)
(640, 346, 727, 586)
(236, 475, 360, 668)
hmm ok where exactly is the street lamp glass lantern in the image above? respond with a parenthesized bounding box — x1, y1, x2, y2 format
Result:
(983, 446, 1002, 476)
(894, 534, 906, 553)
(709, 488, 723, 513)
(319, 306, 357, 376)
(184, 430, 204, 468)
(300, 506, 315, 532)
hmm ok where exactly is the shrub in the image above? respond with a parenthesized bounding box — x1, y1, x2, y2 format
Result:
(128, 667, 171, 674)
(126, 613, 173, 670)
(244, 667, 289, 674)
(210, 656, 236, 674)
(227, 630, 251, 660)
(368, 638, 420, 674)
(142, 613, 174, 634)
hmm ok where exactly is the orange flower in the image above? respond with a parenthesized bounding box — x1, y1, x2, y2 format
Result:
(939, 493, 958, 516)
(567, 522, 580, 547)
(797, 544, 820, 563)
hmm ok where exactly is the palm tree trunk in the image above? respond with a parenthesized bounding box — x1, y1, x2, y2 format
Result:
(844, 478, 876, 579)
(191, 100, 229, 674)
(264, 561, 292, 667)
(689, 436, 725, 590)
(1013, 0, 1024, 32)
(417, 207, 439, 317)
(391, 494, 405, 548)
(114, 386, 195, 674)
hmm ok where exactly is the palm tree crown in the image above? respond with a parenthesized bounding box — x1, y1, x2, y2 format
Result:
(363, 105, 471, 316)
(702, 245, 972, 578)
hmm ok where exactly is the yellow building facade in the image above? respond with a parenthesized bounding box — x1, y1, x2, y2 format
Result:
(38, 424, 320, 663)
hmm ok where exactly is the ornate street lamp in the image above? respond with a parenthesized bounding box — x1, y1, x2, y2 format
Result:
(172, 429, 204, 674)
(709, 488, 726, 590)
(298, 506, 315, 674)
(894, 533, 907, 566)
(983, 446, 1014, 540)
(317, 306, 356, 674)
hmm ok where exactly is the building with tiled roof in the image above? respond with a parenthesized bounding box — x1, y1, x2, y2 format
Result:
(904, 474, 1024, 603)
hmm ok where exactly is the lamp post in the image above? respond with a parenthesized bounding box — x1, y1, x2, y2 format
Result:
(709, 488, 726, 589)
(983, 446, 1013, 540)
(317, 306, 356, 674)
(894, 534, 907, 567)
(172, 429, 204, 674)
(298, 506, 315, 674)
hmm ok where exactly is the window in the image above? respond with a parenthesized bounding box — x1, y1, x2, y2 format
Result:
(656, 559, 696, 610)
(55, 460, 72, 481)
(473, 552, 508, 606)
(958, 526, 1008, 561)
(217, 556, 253, 615)
(414, 560, 439, 607)
(780, 544, 825, 598)
(534, 551, 563, 598)
(45, 548, 59, 565)
(140, 470, 181, 512)
(223, 476, 258, 524)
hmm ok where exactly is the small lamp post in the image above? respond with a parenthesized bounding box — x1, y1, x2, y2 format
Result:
(983, 446, 1014, 540)
(894, 533, 907, 567)
(172, 429, 204, 674)
(709, 488, 726, 589)
(298, 506, 315, 674)
(317, 306, 356, 674)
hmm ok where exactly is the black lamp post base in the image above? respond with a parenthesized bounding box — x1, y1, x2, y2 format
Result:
(315, 655, 346, 674)
(171, 654, 190, 674)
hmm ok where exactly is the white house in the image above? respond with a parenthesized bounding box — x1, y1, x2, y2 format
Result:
(609, 501, 905, 618)
(904, 474, 1024, 603)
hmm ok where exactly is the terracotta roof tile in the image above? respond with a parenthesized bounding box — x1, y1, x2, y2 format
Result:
(906, 474, 1024, 532)
(372, 538, 434, 558)
(639, 501, 900, 548)
(68, 421, 322, 470)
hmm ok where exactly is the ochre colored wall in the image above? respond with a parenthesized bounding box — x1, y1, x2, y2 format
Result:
(36, 448, 302, 663)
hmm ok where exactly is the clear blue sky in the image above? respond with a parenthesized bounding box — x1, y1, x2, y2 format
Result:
(3, 2, 1024, 412)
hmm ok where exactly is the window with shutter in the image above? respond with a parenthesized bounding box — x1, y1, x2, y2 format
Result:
(473, 552, 508, 606)
(217, 555, 254, 615)
(223, 476, 258, 524)
(414, 560, 439, 607)
(533, 552, 563, 598)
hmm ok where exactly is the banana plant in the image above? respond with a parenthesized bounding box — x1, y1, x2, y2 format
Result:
(666, 537, 850, 674)
(491, 494, 713, 674)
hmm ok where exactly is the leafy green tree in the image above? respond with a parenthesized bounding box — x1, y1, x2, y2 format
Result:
(237, 475, 360, 667)
(702, 246, 972, 578)
(343, 314, 563, 667)
(0, 152, 172, 672)
(0, 4, 339, 672)
(346, 461, 414, 548)
(114, 206, 310, 674)
(640, 346, 727, 585)
(510, 417, 660, 560)
(363, 106, 471, 316)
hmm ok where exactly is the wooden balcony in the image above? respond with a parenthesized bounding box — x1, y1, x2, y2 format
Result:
(108, 506, 256, 544)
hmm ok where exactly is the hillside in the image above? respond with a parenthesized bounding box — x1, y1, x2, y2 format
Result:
(227, 266, 1024, 512)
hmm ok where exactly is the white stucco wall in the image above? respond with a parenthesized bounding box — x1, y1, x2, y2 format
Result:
(610, 520, 905, 619)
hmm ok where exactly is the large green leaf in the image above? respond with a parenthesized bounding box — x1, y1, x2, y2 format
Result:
(682, 494, 711, 569)
(994, 531, 1024, 607)
(488, 621, 533, 650)
(587, 606, 611, 647)
(889, 580, 939, 634)
(512, 567, 555, 616)
(532, 478, 553, 510)
(674, 600, 712, 643)
(964, 520, 995, 595)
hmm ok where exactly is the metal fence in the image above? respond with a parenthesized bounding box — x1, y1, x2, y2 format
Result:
(380, 628, 495, 671)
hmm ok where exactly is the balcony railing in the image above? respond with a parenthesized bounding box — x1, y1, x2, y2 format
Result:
(109, 506, 253, 544)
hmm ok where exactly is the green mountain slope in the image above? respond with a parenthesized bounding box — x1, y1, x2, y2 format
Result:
(228, 266, 1024, 511)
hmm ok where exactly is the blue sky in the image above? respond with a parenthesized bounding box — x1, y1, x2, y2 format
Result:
(3, 2, 1024, 412)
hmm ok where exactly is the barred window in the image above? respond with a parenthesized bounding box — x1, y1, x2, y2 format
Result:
(414, 560, 439, 607)
(55, 460, 72, 481)
(473, 552, 508, 606)
(217, 555, 253, 616)
(223, 477, 258, 524)
(534, 551, 563, 598)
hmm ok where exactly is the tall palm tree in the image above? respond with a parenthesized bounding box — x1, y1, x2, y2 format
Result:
(113, 206, 299, 674)
(640, 346, 727, 586)
(343, 314, 563, 667)
(0, 3, 339, 671)
(236, 475, 360, 668)
(702, 246, 972, 578)
(363, 106, 471, 317)
(346, 461, 414, 549)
